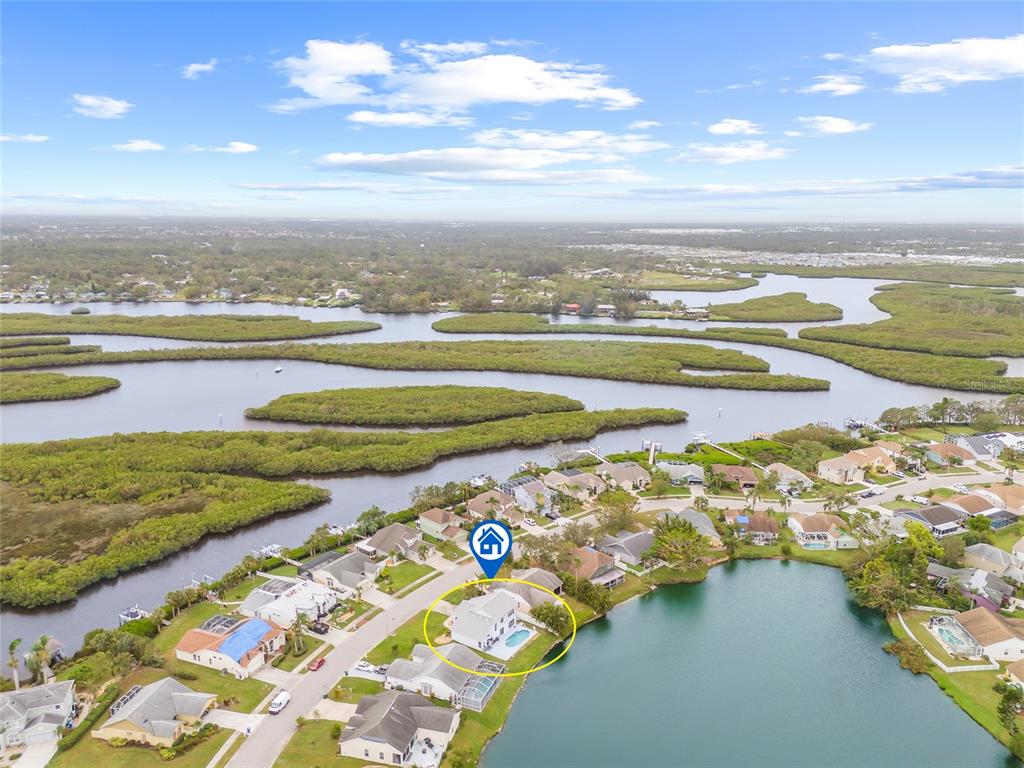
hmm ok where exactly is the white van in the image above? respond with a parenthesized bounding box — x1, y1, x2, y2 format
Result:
(268, 691, 291, 715)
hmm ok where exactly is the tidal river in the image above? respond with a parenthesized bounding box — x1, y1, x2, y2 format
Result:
(482, 561, 1020, 768)
(0, 275, 1002, 657)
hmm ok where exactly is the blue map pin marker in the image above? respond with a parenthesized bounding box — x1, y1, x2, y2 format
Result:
(469, 520, 513, 579)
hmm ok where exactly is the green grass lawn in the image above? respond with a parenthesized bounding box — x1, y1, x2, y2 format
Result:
(375, 560, 436, 594)
(443, 585, 483, 606)
(331, 599, 373, 629)
(274, 636, 326, 672)
(365, 610, 448, 666)
(866, 472, 901, 485)
(609, 573, 652, 604)
(50, 725, 233, 768)
(422, 534, 465, 561)
(900, 611, 989, 668)
(272, 720, 369, 768)
(220, 575, 268, 602)
(638, 485, 691, 498)
(990, 522, 1024, 553)
(329, 676, 384, 704)
(265, 563, 299, 577)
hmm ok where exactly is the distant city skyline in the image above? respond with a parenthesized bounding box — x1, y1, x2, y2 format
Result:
(2, 2, 1022, 222)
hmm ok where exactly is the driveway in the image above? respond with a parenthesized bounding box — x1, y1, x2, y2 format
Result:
(205, 709, 267, 733)
(6, 743, 56, 768)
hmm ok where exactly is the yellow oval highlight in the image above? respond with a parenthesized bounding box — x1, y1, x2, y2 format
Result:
(422, 577, 577, 678)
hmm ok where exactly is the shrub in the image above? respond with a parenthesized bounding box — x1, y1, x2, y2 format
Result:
(57, 685, 119, 751)
(330, 722, 342, 739)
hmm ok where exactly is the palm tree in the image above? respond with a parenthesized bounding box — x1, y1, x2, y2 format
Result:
(25, 635, 51, 684)
(288, 615, 310, 655)
(693, 495, 710, 515)
(7, 639, 21, 691)
(778, 493, 792, 515)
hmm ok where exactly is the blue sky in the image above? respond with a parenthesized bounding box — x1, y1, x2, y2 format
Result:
(2, 2, 1022, 222)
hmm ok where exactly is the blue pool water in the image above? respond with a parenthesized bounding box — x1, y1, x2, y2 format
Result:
(505, 629, 530, 648)
(938, 627, 966, 648)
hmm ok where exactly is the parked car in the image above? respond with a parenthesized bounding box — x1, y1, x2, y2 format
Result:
(893, 470, 906, 478)
(522, 518, 537, 527)
(544, 511, 561, 520)
(355, 661, 375, 673)
(268, 691, 291, 715)
(307, 657, 326, 671)
(951, 484, 969, 494)
(310, 621, 330, 635)
(909, 495, 931, 504)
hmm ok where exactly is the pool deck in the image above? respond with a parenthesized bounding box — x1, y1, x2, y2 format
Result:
(486, 625, 537, 661)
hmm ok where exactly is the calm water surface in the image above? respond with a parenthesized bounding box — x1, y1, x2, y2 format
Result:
(482, 562, 1019, 768)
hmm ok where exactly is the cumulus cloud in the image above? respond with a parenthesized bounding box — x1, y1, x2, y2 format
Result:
(471, 128, 668, 154)
(314, 146, 647, 183)
(822, 52, 846, 61)
(269, 39, 640, 114)
(186, 141, 259, 154)
(182, 58, 218, 79)
(798, 74, 866, 96)
(110, 139, 165, 152)
(707, 118, 762, 135)
(592, 165, 1023, 200)
(864, 34, 1024, 93)
(628, 120, 661, 129)
(1, 133, 49, 143)
(796, 115, 873, 134)
(673, 140, 790, 164)
(72, 93, 134, 119)
(346, 110, 474, 127)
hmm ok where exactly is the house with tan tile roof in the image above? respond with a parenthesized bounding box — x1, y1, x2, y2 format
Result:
(943, 493, 1002, 518)
(925, 442, 977, 466)
(977, 484, 1024, 515)
(710, 464, 757, 489)
(847, 446, 897, 474)
(466, 490, 516, 520)
(951, 607, 1024, 661)
(567, 546, 624, 588)
(816, 456, 864, 485)
(787, 513, 857, 550)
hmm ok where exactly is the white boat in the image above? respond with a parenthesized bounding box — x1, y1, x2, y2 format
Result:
(274, 366, 283, 373)
(118, 604, 151, 625)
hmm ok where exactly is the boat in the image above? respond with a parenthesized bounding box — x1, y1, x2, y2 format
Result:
(469, 474, 491, 488)
(274, 366, 283, 373)
(252, 544, 284, 559)
(118, 604, 151, 625)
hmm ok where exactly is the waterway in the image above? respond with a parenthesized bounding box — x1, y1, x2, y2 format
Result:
(0, 274, 1010, 657)
(482, 561, 1020, 768)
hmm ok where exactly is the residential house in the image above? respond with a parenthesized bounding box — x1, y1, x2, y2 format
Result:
(1014, 537, 1024, 566)
(847, 446, 897, 475)
(511, 567, 563, 595)
(764, 463, 812, 491)
(239, 576, 338, 626)
(724, 510, 779, 545)
(943, 493, 1002, 519)
(0, 681, 75, 749)
(449, 592, 519, 653)
(542, 469, 607, 501)
(710, 464, 757, 490)
(567, 546, 625, 588)
(965, 544, 1024, 583)
(595, 461, 652, 491)
(925, 443, 977, 467)
(1006, 659, 1024, 687)
(357, 523, 423, 560)
(787, 513, 857, 550)
(953, 435, 1002, 461)
(977, 484, 1024, 515)
(662, 510, 723, 547)
(598, 529, 655, 567)
(384, 644, 502, 711)
(875, 440, 911, 459)
(927, 563, 1015, 610)
(655, 461, 704, 486)
(816, 456, 865, 485)
(498, 568, 564, 612)
(417, 508, 466, 543)
(498, 476, 554, 514)
(466, 490, 516, 521)
(175, 616, 285, 679)
(299, 550, 384, 595)
(947, 607, 1024, 661)
(897, 505, 966, 539)
(93, 678, 216, 748)
(339, 691, 459, 767)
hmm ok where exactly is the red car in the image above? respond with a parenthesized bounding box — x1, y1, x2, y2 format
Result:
(307, 657, 326, 671)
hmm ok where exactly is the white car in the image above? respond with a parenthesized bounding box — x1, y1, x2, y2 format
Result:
(355, 661, 375, 673)
(522, 518, 537, 527)
(951, 484, 969, 494)
(268, 691, 290, 715)
(909, 495, 931, 505)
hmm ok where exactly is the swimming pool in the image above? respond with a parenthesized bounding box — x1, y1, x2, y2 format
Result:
(937, 627, 967, 648)
(505, 629, 530, 648)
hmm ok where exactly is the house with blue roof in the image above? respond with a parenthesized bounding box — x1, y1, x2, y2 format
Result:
(174, 615, 286, 679)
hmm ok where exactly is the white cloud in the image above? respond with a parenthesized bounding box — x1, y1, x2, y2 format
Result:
(798, 74, 866, 96)
(347, 110, 473, 127)
(673, 140, 790, 164)
(471, 128, 668, 154)
(593, 165, 1024, 200)
(707, 118, 762, 135)
(628, 120, 661, 130)
(6, 193, 167, 205)
(784, 130, 803, 137)
(110, 139, 165, 152)
(72, 93, 134, 119)
(314, 146, 647, 183)
(864, 34, 1024, 93)
(186, 141, 259, 154)
(822, 52, 846, 61)
(239, 180, 475, 194)
(1, 133, 49, 143)
(182, 58, 218, 79)
(270, 39, 640, 114)
(796, 115, 873, 134)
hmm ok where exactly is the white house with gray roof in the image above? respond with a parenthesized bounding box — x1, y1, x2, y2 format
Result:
(357, 523, 423, 561)
(298, 550, 383, 596)
(0, 680, 75, 749)
(662, 510, 722, 547)
(655, 461, 705, 486)
(385, 644, 504, 712)
(449, 592, 519, 654)
(240, 575, 339, 626)
(598, 529, 655, 567)
(339, 691, 459, 768)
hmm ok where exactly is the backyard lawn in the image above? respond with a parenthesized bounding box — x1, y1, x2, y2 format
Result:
(365, 610, 448, 666)
(375, 561, 436, 595)
(991, 522, 1024, 553)
(220, 575, 268, 602)
(900, 610, 989, 668)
